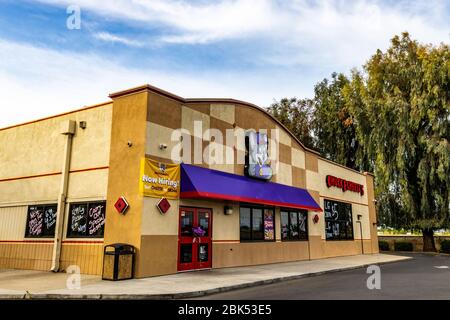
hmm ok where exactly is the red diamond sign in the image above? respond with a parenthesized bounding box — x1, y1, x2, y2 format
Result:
(114, 197, 129, 214)
(156, 198, 171, 214)
(313, 214, 320, 224)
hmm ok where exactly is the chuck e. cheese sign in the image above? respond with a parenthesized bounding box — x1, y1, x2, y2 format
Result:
(139, 158, 180, 199)
(326, 175, 364, 196)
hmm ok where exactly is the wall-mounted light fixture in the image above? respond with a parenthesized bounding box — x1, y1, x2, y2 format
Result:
(79, 121, 87, 129)
(224, 206, 233, 215)
(357, 214, 363, 221)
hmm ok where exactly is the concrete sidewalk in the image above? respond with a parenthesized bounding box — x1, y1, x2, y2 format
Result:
(0, 253, 410, 300)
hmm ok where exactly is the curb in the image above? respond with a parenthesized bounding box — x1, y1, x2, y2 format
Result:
(2, 256, 411, 300)
(381, 251, 450, 256)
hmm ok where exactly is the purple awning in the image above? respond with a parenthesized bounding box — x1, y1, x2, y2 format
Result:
(180, 164, 322, 211)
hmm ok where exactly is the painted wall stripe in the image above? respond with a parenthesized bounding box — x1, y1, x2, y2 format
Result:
(0, 166, 109, 183)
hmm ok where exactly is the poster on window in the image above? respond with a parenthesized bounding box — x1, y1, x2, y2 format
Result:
(324, 199, 353, 240)
(70, 204, 87, 236)
(26, 205, 57, 238)
(88, 203, 106, 236)
(68, 202, 106, 238)
(27, 207, 44, 237)
(139, 158, 180, 199)
(264, 210, 274, 240)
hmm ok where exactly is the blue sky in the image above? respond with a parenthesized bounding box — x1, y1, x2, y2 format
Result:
(0, 0, 449, 127)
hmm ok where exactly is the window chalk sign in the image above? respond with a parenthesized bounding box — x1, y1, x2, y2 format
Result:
(67, 202, 106, 238)
(25, 205, 57, 238)
(324, 199, 354, 240)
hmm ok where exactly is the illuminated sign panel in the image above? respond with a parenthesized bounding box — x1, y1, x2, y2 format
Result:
(245, 131, 272, 180)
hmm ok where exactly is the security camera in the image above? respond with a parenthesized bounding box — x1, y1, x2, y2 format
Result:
(159, 143, 168, 150)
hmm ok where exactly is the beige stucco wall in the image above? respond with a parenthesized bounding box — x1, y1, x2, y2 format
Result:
(0, 104, 112, 206)
(141, 197, 180, 236)
(0, 105, 112, 179)
(317, 158, 369, 205)
(0, 104, 112, 275)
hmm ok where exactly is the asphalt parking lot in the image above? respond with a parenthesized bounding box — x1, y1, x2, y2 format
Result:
(198, 253, 450, 300)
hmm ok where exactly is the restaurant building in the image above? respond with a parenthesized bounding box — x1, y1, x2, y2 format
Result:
(0, 84, 378, 277)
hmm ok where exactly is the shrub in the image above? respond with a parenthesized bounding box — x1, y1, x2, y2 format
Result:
(378, 241, 390, 251)
(440, 240, 450, 254)
(394, 241, 413, 251)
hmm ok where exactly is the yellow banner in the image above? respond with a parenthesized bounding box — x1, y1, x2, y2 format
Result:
(139, 158, 180, 199)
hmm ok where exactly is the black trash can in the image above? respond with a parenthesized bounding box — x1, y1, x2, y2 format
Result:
(102, 243, 136, 281)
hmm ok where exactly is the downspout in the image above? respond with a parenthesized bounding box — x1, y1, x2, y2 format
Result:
(51, 120, 76, 272)
(307, 212, 312, 261)
(357, 220, 364, 255)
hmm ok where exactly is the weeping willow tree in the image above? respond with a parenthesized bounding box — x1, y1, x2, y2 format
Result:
(311, 72, 370, 171)
(346, 33, 450, 251)
(267, 97, 316, 150)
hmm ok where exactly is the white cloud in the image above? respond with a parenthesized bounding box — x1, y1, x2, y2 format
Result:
(93, 31, 144, 47)
(34, 0, 449, 69)
(1, 1, 448, 127)
(0, 39, 311, 128)
(36, 0, 278, 42)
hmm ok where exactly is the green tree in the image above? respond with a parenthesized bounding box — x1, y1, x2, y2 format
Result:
(312, 73, 364, 170)
(267, 97, 315, 149)
(347, 33, 450, 251)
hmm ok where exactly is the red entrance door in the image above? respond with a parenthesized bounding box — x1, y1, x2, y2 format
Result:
(178, 207, 212, 271)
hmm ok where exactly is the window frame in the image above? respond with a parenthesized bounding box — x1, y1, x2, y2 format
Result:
(66, 201, 106, 239)
(324, 199, 354, 241)
(25, 204, 58, 238)
(239, 204, 275, 242)
(280, 208, 308, 241)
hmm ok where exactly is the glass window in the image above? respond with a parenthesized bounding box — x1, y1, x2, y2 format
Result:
(239, 207, 251, 240)
(240, 205, 275, 241)
(181, 210, 194, 236)
(281, 211, 289, 240)
(280, 209, 308, 241)
(67, 202, 106, 238)
(298, 211, 308, 240)
(180, 244, 192, 263)
(198, 211, 210, 237)
(25, 205, 57, 238)
(290, 212, 299, 240)
(252, 208, 263, 240)
(198, 244, 208, 262)
(324, 199, 354, 240)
